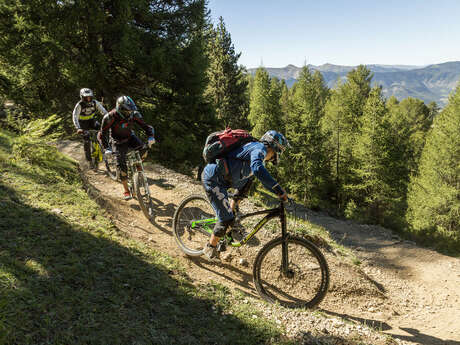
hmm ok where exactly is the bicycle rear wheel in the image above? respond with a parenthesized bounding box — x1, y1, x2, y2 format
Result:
(173, 195, 215, 256)
(253, 236, 329, 308)
(133, 171, 154, 220)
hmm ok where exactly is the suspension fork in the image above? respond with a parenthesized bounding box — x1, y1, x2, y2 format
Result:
(133, 153, 151, 197)
(280, 202, 290, 274)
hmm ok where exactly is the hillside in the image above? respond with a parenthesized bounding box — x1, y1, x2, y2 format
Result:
(248, 61, 460, 105)
(56, 140, 460, 345)
(2, 125, 459, 344)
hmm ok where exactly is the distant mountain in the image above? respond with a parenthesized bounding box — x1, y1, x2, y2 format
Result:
(247, 62, 460, 106)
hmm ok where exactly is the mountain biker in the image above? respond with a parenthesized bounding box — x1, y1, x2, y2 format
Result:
(98, 96, 155, 200)
(201, 130, 289, 261)
(72, 88, 108, 162)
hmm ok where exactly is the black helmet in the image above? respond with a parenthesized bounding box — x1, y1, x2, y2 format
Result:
(260, 130, 290, 164)
(116, 96, 137, 119)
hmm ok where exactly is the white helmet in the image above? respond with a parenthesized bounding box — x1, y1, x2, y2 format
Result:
(116, 95, 137, 119)
(80, 88, 94, 102)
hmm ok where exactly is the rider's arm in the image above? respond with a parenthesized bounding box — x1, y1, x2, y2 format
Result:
(231, 176, 254, 212)
(95, 100, 108, 116)
(133, 111, 154, 138)
(72, 103, 82, 129)
(233, 176, 254, 201)
(98, 113, 114, 150)
(250, 149, 285, 197)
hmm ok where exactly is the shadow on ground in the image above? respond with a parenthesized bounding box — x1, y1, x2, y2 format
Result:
(321, 310, 460, 345)
(0, 182, 285, 345)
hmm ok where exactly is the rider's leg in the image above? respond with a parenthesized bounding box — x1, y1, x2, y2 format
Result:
(126, 134, 148, 162)
(202, 165, 234, 246)
(114, 143, 131, 197)
(127, 134, 143, 149)
(210, 219, 234, 246)
(121, 179, 130, 194)
(79, 120, 92, 162)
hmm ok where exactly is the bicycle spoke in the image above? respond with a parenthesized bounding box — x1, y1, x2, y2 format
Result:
(134, 172, 154, 220)
(254, 236, 329, 308)
(173, 195, 214, 256)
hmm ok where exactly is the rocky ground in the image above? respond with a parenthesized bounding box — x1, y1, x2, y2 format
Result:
(57, 140, 460, 345)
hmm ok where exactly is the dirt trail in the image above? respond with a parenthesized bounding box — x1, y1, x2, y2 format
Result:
(58, 141, 460, 345)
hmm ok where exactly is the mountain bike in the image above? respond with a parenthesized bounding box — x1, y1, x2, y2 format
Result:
(172, 195, 330, 308)
(85, 130, 117, 178)
(85, 130, 103, 171)
(121, 144, 154, 220)
(103, 137, 118, 181)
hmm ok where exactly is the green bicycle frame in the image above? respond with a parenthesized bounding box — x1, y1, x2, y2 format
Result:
(91, 141, 103, 162)
(87, 130, 103, 162)
(190, 202, 287, 249)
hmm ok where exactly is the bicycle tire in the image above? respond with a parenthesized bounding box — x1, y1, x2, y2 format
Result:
(253, 236, 329, 308)
(133, 171, 154, 220)
(104, 155, 118, 181)
(173, 194, 214, 256)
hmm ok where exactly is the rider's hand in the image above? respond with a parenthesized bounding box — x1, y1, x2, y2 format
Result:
(273, 184, 288, 202)
(77, 128, 84, 135)
(147, 137, 156, 148)
(279, 192, 288, 202)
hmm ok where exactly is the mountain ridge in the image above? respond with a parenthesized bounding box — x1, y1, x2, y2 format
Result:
(247, 61, 460, 106)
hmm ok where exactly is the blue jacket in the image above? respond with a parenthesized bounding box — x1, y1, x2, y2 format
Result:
(202, 141, 282, 195)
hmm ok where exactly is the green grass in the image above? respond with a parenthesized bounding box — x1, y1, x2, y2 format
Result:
(0, 128, 293, 345)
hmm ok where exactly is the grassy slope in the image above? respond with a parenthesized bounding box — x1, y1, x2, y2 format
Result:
(0, 129, 291, 345)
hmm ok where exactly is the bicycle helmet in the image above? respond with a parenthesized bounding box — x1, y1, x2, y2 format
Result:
(260, 130, 290, 164)
(80, 88, 94, 102)
(116, 96, 137, 119)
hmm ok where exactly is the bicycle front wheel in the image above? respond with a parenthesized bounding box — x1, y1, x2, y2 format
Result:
(173, 195, 215, 256)
(253, 236, 329, 308)
(104, 155, 118, 181)
(133, 171, 154, 220)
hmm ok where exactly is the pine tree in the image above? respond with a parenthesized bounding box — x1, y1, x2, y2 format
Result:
(205, 17, 249, 128)
(406, 85, 460, 248)
(267, 77, 284, 132)
(279, 80, 292, 127)
(349, 86, 395, 222)
(322, 65, 373, 212)
(248, 68, 282, 138)
(283, 67, 330, 206)
(0, 0, 216, 165)
(388, 97, 433, 174)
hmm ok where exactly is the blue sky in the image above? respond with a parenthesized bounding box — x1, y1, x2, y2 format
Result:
(207, 0, 460, 68)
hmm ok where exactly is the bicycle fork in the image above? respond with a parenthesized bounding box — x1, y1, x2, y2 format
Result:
(280, 204, 293, 278)
(135, 158, 151, 195)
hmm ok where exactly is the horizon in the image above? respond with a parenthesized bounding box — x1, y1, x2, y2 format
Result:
(244, 60, 459, 70)
(207, 0, 460, 69)
(243, 60, 458, 70)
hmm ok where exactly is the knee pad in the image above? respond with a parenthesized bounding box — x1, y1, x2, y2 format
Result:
(213, 219, 234, 237)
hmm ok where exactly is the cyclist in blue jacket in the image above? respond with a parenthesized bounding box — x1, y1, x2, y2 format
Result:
(201, 130, 289, 261)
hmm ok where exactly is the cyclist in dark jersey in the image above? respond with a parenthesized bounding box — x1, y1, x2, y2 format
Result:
(72, 88, 107, 162)
(201, 130, 289, 261)
(99, 96, 155, 200)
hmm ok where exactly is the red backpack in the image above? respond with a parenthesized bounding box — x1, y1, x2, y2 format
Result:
(202, 128, 257, 163)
